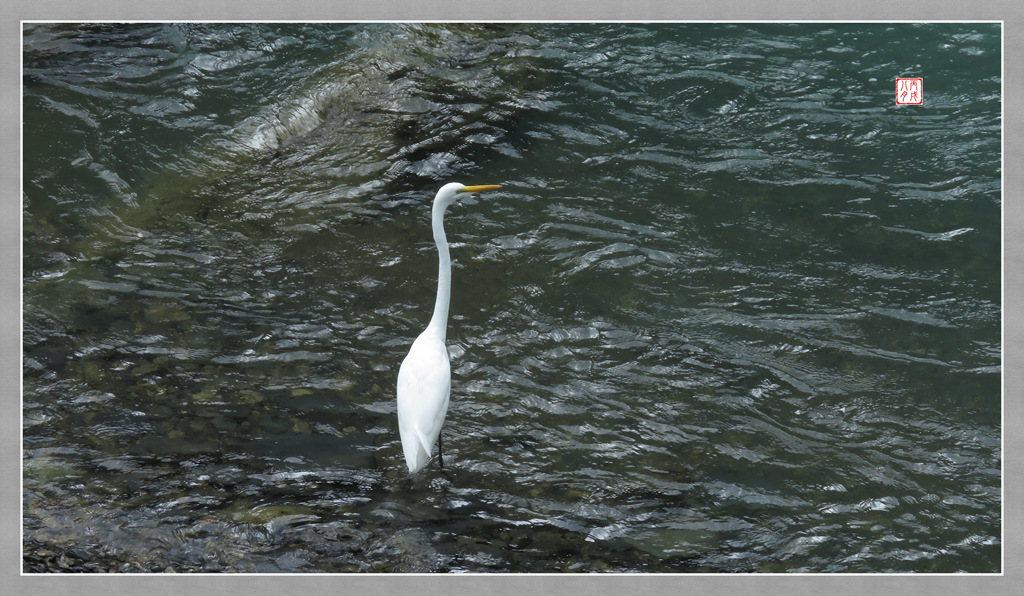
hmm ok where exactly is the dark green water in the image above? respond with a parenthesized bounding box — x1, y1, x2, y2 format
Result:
(23, 22, 1001, 573)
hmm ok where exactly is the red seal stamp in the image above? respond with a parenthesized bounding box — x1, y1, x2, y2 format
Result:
(896, 78, 923, 105)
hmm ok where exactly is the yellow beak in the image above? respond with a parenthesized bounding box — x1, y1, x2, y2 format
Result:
(458, 184, 502, 193)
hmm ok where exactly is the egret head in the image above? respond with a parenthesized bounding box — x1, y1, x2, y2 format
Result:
(433, 182, 502, 209)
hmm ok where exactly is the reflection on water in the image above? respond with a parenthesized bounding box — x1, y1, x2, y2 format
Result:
(23, 22, 1000, 572)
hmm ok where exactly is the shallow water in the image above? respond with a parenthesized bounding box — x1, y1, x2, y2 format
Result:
(23, 22, 1001, 573)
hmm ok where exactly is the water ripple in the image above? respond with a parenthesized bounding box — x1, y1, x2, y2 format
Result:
(23, 22, 1001, 573)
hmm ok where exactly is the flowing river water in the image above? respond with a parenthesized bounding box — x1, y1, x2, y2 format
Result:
(23, 22, 1001, 573)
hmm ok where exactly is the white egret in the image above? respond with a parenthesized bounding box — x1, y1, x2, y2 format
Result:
(397, 182, 502, 474)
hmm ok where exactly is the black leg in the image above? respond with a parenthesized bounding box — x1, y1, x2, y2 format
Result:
(437, 429, 454, 482)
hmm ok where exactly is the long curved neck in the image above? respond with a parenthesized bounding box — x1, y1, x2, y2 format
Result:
(427, 199, 451, 342)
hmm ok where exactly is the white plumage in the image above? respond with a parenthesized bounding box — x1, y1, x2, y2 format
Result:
(396, 182, 501, 473)
(397, 327, 450, 472)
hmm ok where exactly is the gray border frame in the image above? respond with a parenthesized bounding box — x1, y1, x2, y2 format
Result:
(6, 1, 1021, 594)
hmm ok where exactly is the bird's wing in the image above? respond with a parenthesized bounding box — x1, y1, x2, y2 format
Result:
(396, 332, 451, 467)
